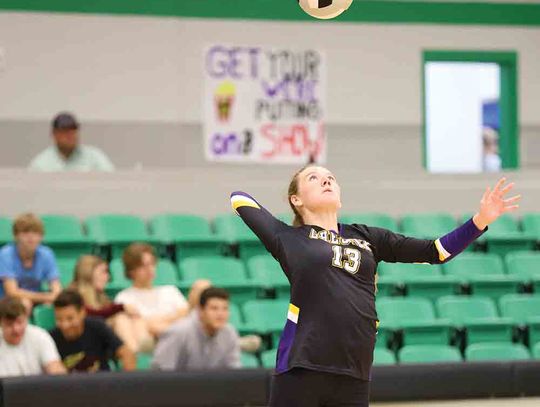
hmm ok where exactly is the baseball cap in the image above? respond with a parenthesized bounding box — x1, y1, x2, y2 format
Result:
(52, 112, 79, 130)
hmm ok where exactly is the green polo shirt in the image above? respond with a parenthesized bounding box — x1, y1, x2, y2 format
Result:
(29, 145, 115, 172)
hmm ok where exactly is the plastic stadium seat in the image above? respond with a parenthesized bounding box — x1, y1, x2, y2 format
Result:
(443, 253, 520, 301)
(179, 256, 256, 305)
(436, 296, 513, 345)
(377, 262, 458, 301)
(398, 345, 462, 364)
(373, 348, 396, 366)
(261, 348, 277, 368)
(85, 214, 155, 258)
(276, 213, 293, 226)
(400, 213, 456, 240)
(0, 216, 12, 245)
(56, 257, 78, 287)
(241, 352, 260, 368)
(464, 213, 535, 257)
(533, 342, 540, 359)
(522, 213, 540, 241)
(247, 255, 290, 299)
(33, 305, 55, 331)
(213, 214, 266, 261)
(339, 213, 398, 232)
(153, 259, 180, 286)
(41, 215, 93, 260)
(505, 251, 540, 292)
(106, 259, 132, 297)
(229, 302, 250, 335)
(499, 294, 540, 347)
(136, 353, 153, 370)
(149, 214, 226, 261)
(376, 297, 451, 345)
(242, 300, 289, 347)
(465, 342, 530, 361)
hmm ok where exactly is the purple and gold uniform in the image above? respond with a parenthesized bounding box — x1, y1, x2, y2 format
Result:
(231, 191, 486, 380)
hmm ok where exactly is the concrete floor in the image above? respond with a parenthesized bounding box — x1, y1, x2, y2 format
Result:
(373, 398, 540, 407)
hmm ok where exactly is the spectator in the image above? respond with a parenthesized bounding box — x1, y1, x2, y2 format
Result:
(50, 289, 136, 373)
(0, 213, 61, 309)
(29, 112, 114, 172)
(114, 243, 207, 352)
(151, 287, 240, 371)
(0, 296, 66, 377)
(70, 255, 142, 352)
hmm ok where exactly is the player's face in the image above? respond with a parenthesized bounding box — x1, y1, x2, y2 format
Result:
(132, 252, 156, 286)
(1, 315, 28, 346)
(54, 305, 86, 341)
(294, 166, 342, 213)
(200, 298, 230, 333)
(92, 263, 110, 292)
(53, 129, 79, 157)
(15, 231, 43, 254)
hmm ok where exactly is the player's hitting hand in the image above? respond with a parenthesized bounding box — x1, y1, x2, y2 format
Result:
(473, 177, 521, 230)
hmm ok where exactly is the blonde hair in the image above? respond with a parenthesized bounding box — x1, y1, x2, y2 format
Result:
(13, 213, 44, 236)
(71, 255, 110, 309)
(287, 165, 317, 227)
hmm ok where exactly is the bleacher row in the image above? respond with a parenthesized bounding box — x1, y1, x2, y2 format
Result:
(2, 212, 540, 369)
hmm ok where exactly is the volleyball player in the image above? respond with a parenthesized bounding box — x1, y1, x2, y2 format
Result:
(230, 165, 520, 407)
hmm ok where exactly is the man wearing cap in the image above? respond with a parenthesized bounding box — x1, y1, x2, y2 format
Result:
(29, 112, 115, 172)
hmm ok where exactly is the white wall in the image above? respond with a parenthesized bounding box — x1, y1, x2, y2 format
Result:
(0, 12, 539, 125)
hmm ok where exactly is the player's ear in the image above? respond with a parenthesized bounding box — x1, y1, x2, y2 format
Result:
(290, 194, 303, 208)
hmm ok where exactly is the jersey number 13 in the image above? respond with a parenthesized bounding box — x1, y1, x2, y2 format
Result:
(331, 246, 361, 274)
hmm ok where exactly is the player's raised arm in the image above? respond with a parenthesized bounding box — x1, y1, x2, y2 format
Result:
(370, 177, 521, 265)
(230, 191, 290, 258)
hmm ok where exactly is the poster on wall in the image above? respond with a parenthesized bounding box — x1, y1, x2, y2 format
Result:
(204, 45, 326, 164)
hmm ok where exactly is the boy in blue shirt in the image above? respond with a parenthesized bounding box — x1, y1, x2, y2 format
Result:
(0, 213, 61, 308)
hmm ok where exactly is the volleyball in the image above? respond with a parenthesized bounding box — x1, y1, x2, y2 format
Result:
(297, 0, 353, 20)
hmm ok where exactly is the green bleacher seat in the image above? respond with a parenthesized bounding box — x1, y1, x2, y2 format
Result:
(400, 213, 456, 240)
(443, 253, 521, 301)
(150, 214, 226, 261)
(276, 213, 293, 226)
(377, 262, 458, 301)
(242, 300, 289, 348)
(136, 353, 153, 370)
(260, 348, 277, 368)
(464, 213, 535, 257)
(376, 297, 451, 345)
(153, 259, 180, 286)
(41, 215, 93, 260)
(33, 305, 55, 331)
(241, 352, 260, 368)
(505, 251, 540, 292)
(56, 257, 78, 287)
(85, 214, 155, 258)
(339, 213, 398, 232)
(229, 302, 249, 335)
(533, 342, 540, 359)
(0, 216, 12, 245)
(106, 259, 132, 297)
(373, 348, 396, 365)
(465, 342, 530, 361)
(499, 293, 540, 347)
(179, 256, 256, 305)
(436, 296, 513, 345)
(522, 213, 540, 243)
(213, 214, 265, 260)
(247, 255, 290, 298)
(398, 344, 462, 364)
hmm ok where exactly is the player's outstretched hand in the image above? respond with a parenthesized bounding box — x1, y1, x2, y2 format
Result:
(473, 177, 521, 230)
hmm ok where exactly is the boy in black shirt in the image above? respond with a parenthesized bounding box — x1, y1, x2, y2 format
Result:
(231, 166, 520, 407)
(51, 289, 136, 373)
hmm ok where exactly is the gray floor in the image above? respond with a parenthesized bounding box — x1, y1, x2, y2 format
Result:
(373, 398, 540, 407)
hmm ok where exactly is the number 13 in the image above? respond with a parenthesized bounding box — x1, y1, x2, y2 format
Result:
(331, 246, 361, 274)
